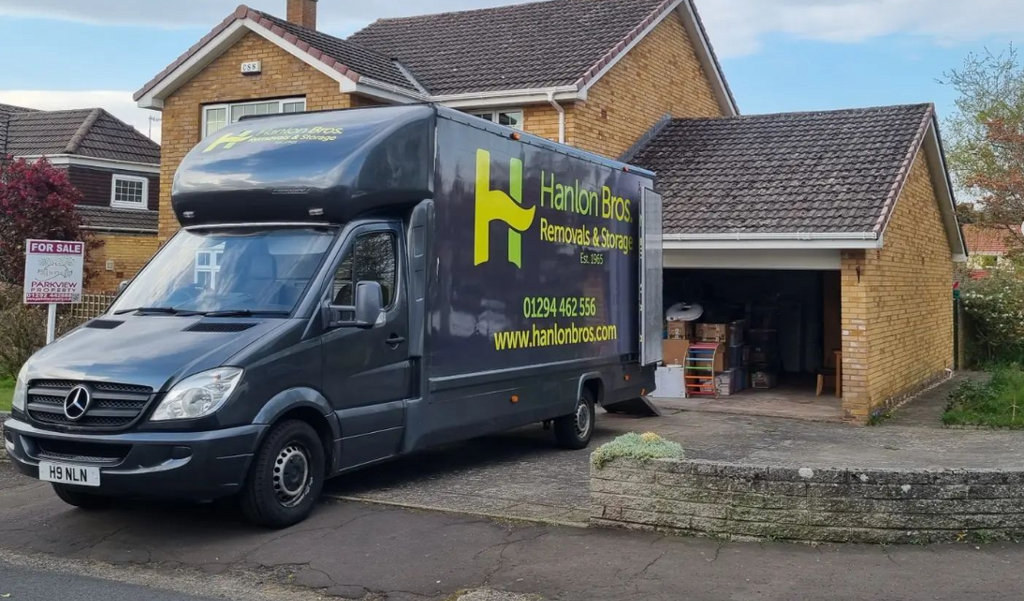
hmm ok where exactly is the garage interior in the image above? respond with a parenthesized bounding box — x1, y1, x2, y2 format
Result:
(657, 268, 844, 422)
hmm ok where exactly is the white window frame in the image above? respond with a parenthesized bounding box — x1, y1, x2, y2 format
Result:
(194, 245, 225, 289)
(201, 97, 306, 139)
(468, 108, 524, 131)
(110, 174, 149, 210)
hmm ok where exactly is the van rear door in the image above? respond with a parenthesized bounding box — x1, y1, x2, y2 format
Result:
(640, 187, 663, 366)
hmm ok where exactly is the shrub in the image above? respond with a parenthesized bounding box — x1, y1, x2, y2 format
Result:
(960, 271, 1024, 364)
(0, 283, 80, 378)
(944, 368, 1024, 428)
(591, 432, 684, 469)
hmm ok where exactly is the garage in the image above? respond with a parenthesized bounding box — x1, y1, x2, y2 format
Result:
(657, 260, 844, 421)
(630, 105, 967, 423)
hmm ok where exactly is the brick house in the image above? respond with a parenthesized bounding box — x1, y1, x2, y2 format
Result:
(0, 102, 160, 292)
(134, 0, 966, 422)
(961, 224, 1021, 278)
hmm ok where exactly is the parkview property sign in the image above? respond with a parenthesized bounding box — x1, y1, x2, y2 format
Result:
(23, 239, 85, 305)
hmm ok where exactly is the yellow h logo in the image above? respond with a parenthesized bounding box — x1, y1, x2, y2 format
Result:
(203, 130, 254, 153)
(474, 149, 535, 268)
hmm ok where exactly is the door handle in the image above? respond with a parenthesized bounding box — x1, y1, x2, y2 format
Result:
(386, 334, 406, 348)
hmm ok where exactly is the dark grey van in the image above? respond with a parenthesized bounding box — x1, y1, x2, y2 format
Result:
(5, 105, 663, 527)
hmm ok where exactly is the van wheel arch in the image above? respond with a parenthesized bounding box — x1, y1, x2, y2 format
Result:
(267, 406, 337, 477)
(578, 374, 605, 406)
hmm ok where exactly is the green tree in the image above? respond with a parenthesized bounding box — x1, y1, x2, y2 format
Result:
(943, 46, 1024, 247)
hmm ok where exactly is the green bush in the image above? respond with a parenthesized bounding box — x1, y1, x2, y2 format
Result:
(0, 284, 79, 379)
(960, 271, 1024, 364)
(944, 368, 1024, 428)
(591, 432, 685, 469)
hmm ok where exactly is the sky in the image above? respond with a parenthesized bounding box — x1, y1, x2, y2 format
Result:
(1, 0, 1023, 144)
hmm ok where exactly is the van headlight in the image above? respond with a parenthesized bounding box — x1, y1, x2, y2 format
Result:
(150, 368, 243, 421)
(11, 364, 28, 412)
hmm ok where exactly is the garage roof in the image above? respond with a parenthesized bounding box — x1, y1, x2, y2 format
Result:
(631, 103, 965, 257)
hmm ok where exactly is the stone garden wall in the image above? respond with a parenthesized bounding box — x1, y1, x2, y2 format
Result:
(591, 458, 1024, 544)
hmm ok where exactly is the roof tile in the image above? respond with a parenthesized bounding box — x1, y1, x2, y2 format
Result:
(630, 104, 934, 235)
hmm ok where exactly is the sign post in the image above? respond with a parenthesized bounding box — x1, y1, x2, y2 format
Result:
(23, 239, 85, 344)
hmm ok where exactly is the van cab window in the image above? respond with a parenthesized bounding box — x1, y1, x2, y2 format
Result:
(110, 227, 335, 316)
(332, 232, 397, 308)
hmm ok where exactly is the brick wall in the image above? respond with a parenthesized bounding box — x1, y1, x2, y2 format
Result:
(158, 31, 352, 240)
(840, 151, 954, 421)
(86, 232, 160, 293)
(571, 11, 724, 158)
(592, 457, 1024, 544)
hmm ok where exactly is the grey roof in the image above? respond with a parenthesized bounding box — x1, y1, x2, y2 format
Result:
(0, 103, 37, 155)
(77, 205, 158, 233)
(631, 104, 935, 235)
(348, 0, 668, 95)
(253, 10, 418, 91)
(3, 108, 159, 165)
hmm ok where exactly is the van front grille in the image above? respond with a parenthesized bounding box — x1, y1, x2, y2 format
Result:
(26, 380, 154, 432)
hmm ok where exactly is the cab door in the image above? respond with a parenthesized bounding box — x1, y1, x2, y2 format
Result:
(320, 222, 413, 469)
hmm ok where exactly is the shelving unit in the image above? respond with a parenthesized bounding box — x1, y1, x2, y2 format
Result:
(684, 342, 719, 398)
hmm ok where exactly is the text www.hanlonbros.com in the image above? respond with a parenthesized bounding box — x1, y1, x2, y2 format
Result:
(493, 322, 618, 350)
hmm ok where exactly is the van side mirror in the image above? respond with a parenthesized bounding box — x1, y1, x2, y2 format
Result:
(325, 281, 384, 330)
(117, 280, 130, 294)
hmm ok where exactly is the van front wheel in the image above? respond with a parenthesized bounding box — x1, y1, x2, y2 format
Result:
(554, 389, 595, 450)
(240, 420, 325, 528)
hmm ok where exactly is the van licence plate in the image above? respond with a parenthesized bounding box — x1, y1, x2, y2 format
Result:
(38, 462, 101, 487)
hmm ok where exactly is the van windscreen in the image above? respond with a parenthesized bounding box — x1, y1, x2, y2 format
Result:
(110, 227, 336, 316)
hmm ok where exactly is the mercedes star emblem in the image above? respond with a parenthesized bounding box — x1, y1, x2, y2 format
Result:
(63, 385, 92, 421)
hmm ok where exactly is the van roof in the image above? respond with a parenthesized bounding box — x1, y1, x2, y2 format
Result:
(171, 104, 651, 227)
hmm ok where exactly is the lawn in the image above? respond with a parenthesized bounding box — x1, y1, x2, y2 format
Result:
(0, 378, 12, 413)
(943, 368, 1024, 429)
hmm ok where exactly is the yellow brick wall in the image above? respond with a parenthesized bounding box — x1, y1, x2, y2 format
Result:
(158, 31, 353, 240)
(86, 233, 161, 293)
(570, 11, 724, 158)
(840, 151, 954, 422)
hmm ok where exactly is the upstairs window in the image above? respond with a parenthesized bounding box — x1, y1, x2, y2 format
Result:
(110, 174, 149, 209)
(468, 109, 524, 130)
(203, 97, 306, 138)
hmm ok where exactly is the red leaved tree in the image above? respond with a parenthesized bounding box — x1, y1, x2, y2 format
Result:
(0, 156, 98, 287)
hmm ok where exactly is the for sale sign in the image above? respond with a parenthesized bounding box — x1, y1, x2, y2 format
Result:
(23, 239, 85, 305)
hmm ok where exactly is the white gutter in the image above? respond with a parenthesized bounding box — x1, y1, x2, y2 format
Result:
(547, 91, 566, 144)
(663, 231, 882, 251)
(19, 154, 160, 174)
(664, 231, 880, 241)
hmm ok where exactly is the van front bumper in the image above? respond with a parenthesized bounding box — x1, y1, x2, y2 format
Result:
(3, 417, 266, 501)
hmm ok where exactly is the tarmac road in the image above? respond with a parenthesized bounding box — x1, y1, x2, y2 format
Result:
(0, 563, 221, 601)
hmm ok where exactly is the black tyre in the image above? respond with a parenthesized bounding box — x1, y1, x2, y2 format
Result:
(240, 420, 325, 529)
(52, 483, 112, 510)
(554, 388, 596, 450)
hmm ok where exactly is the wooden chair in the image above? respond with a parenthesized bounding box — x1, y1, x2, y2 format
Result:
(816, 349, 842, 397)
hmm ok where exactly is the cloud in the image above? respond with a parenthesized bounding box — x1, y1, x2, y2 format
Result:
(3, 0, 1024, 59)
(0, 0, 539, 35)
(0, 90, 160, 143)
(697, 0, 1024, 58)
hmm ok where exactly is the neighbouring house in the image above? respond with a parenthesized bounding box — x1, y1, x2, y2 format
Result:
(134, 0, 966, 423)
(0, 102, 160, 293)
(961, 224, 1021, 278)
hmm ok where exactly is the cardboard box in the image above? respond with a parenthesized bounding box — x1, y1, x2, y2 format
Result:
(696, 323, 729, 343)
(714, 367, 745, 396)
(665, 320, 693, 340)
(663, 339, 690, 366)
(750, 370, 778, 389)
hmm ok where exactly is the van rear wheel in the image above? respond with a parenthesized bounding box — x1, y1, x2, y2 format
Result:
(240, 419, 324, 529)
(554, 389, 595, 450)
(52, 483, 111, 510)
